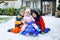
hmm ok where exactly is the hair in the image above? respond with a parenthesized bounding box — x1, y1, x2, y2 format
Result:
(31, 10, 40, 16)
(20, 9, 25, 12)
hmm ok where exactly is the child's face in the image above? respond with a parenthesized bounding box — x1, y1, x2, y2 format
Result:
(25, 11, 30, 16)
(32, 13, 37, 18)
(20, 11, 25, 16)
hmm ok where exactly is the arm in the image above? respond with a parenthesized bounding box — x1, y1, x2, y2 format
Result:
(40, 16, 45, 32)
(21, 17, 26, 24)
(31, 16, 35, 22)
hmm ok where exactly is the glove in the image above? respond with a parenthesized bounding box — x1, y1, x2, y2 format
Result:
(19, 31, 23, 34)
(36, 28, 41, 32)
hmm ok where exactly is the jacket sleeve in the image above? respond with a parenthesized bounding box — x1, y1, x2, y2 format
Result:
(40, 16, 45, 32)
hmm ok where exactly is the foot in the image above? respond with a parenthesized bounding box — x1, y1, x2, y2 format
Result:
(33, 34, 38, 37)
(44, 28, 50, 33)
(8, 29, 11, 32)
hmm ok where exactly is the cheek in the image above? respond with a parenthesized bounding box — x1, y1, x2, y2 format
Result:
(22, 13, 24, 15)
(32, 15, 35, 17)
(22, 12, 25, 14)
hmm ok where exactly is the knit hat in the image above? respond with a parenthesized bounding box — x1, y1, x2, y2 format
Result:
(24, 8, 31, 17)
(25, 7, 30, 13)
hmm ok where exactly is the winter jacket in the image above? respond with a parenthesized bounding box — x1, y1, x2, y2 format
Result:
(35, 16, 45, 32)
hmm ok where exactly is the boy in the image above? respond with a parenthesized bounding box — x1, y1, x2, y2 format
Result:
(8, 9, 25, 33)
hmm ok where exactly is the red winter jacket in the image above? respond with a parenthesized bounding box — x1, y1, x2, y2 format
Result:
(35, 16, 45, 32)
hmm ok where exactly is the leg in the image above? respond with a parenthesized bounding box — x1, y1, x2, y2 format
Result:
(21, 24, 27, 31)
(32, 24, 41, 32)
(32, 24, 38, 29)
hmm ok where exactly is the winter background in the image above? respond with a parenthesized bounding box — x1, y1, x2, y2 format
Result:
(0, 15, 60, 40)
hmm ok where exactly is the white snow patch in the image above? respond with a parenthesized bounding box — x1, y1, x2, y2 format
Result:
(0, 16, 60, 40)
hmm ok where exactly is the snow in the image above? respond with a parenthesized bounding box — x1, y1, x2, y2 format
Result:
(0, 16, 60, 40)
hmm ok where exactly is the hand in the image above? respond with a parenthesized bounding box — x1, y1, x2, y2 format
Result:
(20, 25, 23, 27)
(21, 19, 26, 24)
(31, 20, 35, 22)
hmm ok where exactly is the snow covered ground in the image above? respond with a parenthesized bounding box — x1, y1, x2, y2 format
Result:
(0, 16, 60, 40)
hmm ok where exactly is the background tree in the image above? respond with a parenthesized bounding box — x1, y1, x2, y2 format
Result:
(57, 0, 60, 11)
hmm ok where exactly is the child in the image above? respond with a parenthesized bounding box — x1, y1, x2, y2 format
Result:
(8, 9, 25, 33)
(31, 10, 50, 33)
(20, 8, 40, 36)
